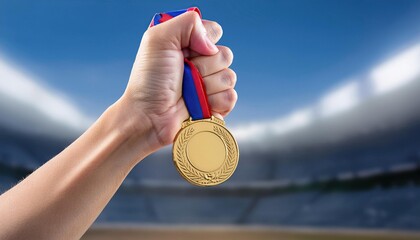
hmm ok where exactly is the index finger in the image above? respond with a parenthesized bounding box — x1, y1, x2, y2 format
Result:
(183, 20, 223, 58)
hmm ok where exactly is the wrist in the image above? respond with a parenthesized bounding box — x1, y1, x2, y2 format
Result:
(102, 96, 159, 165)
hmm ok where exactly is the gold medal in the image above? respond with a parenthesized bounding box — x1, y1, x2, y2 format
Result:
(173, 116, 239, 186)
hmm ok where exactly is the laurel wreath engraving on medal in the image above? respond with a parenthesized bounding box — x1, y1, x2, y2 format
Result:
(175, 127, 206, 184)
(213, 126, 237, 182)
(174, 124, 238, 186)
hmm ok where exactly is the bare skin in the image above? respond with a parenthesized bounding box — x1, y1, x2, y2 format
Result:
(0, 12, 237, 240)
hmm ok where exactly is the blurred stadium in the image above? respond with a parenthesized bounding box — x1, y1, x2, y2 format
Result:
(1, 37, 420, 239)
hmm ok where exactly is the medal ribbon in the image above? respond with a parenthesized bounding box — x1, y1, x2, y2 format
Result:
(149, 7, 212, 120)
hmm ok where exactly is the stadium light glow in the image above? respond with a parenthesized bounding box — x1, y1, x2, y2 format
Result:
(270, 108, 313, 135)
(318, 81, 360, 118)
(232, 42, 420, 145)
(233, 122, 267, 142)
(233, 108, 313, 143)
(370, 44, 420, 95)
(0, 55, 92, 131)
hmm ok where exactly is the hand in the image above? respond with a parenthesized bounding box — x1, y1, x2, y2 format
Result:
(122, 11, 238, 151)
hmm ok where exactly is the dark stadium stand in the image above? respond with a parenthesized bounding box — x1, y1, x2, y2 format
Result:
(1, 102, 420, 231)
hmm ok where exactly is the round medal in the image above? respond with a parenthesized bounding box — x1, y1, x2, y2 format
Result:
(173, 117, 239, 186)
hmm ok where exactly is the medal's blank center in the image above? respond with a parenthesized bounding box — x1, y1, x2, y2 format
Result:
(187, 131, 226, 172)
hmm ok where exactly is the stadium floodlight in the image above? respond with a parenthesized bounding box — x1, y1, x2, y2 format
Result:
(370, 44, 420, 95)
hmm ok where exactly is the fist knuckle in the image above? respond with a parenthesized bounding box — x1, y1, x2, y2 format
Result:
(142, 29, 153, 42)
(208, 22, 222, 41)
(221, 110, 230, 117)
(219, 47, 233, 66)
(184, 10, 201, 23)
(223, 69, 237, 88)
(225, 89, 237, 108)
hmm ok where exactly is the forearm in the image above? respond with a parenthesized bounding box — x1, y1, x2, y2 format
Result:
(0, 97, 154, 240)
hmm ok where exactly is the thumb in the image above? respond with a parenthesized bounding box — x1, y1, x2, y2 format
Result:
(146, 11, 219, 55)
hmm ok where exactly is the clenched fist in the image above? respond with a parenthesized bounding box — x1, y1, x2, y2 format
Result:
(122, 11, 238, 151)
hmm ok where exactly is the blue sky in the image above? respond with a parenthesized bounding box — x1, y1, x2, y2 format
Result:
(1, 0, 420, 126)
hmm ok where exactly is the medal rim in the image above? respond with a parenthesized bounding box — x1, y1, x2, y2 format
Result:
(172, 117, 239, 187)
